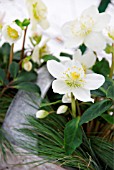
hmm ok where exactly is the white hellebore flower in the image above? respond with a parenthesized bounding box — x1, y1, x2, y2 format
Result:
(32, 38, 49, 64)
(36, 110, 49, 118)
(62, 5, 110, 51)
(105, 26, 114, 43)
(47, 60, 105, 102)
(26, 0, 49, 30)
(57, 105, 68, 114)
(0, 12, 5, 31)
(2, 22, 22, 44)
(23, 61, 32, 72)
(73, 49, 96, 73)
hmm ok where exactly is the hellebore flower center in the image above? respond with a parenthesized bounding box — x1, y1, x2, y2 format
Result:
(7, 26, 19, 40)
(61, 65, 85, 88)
(71, 16, 94, 37)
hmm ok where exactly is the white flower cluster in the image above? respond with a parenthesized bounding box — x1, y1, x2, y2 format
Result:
(62, 5, 112, 51)
(47, 51, 105, 103)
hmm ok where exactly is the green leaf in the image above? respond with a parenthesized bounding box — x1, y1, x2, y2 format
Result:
(14, 71, 37, 83)
(107, 84, 114, 100)
(101, 114, 114, 124)
(9, 62, 19, 78)
(91, 87, 106, 97)
(2, 43, 11, 56)
(14, 50, 21, 60)
(15, 19, 30, 29)
(98, 0, 111, 13)
(79, 44, 86, 54)
(14, 82, 41, 94)
(0, 68, 6, 84)
(43, 55, 60, 62)
(64, 117, 82, 155)
(102, 77, 114, 90)
(92, 58, 110, 76)
(22, 19, 30, 27)
(80, 99, 113, 125)
(15, 19, 23, 28)
(60, 52, 72, 59)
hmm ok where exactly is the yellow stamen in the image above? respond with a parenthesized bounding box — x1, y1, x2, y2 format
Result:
(7, 26, 19, 39)
(33, 3, 40, 21)
(108, 32, 114, 41)
(71, 72, 80, 80)
(0, 24, 3, 30)
(82, 64, 87, 73)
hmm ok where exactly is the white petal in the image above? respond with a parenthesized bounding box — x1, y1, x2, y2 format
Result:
(64, 60, 85, 78)
(73, 88, 94, 102)
(62, 21, 77, 39)
(64, 37, 83, 48)
(64, 59, 82, 69)
(62, 20, 84, 48)
(84, 73, 105, 90)
(39, 19, 49, 30)
(85, 32, 106, 51)
(62, 93, 71, 103)
(81, 5, 99, 20)
(2, 22, 22, 44)
(82, 51, 96, 68)
(47, 60, 65, 79)
(73, 49, 82, 61)
(32, 45, 40, 64)
(52, 80, 71, 94)
(93, 13, 110, 32)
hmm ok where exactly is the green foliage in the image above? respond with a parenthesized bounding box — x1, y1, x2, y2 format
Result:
(91, 137, 113, 169)
(22, 19, 30, 26)
(14, 71, 37, 83)
(9, 62, 19, 78)
(0, 68, 6, 85)
(15, 18, 30, 29)
(64, 117, 82, 155)
(14, 82, 41, 94)
(105, 44, 114, 54)
(79, 44, 86, 54)
(80, 99, 113, 125)
(107, 84, 114, 100)
(43, 55, 60, 62)
(0, 43, 10, 67)
(60, 52, 72, 59)
(17, 114, 114, 170)
(91, 77, 114, 97)
(101, 114, 114, 124)
(0, 128, 15, 161)
(98, 0, 111, 12)
(0, 91, 15, 127)
(92, 58, 110, 76)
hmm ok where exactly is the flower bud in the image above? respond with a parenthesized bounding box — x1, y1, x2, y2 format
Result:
(36, 110, 49, 119)
(57, 105, 68, 114)
(23, 61, 32, 72)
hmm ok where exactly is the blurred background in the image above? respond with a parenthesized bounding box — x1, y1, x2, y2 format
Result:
(0, 0, 114, 55)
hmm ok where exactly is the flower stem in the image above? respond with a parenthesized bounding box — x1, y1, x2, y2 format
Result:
(71, 92, 76, 118)
(7, 43, 14, 78)
(21, 26, 28, 60)
(109, 43, 114, 78)
(76, 100, 81, 116)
